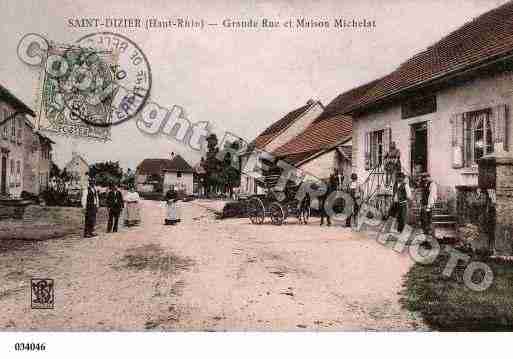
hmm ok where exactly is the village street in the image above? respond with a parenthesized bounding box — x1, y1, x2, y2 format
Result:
(0, 200, 426, 331)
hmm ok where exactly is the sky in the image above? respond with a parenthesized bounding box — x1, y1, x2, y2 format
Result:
(0, 0, 510, 170)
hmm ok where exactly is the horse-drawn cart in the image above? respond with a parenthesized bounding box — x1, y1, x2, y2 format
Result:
(245, 173, 310, 225)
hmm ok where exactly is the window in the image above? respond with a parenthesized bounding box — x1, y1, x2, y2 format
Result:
(464, 109, 493, 167)
(177, 171, 182, 178)
(371, 130, 384, 168)
(17, 119, 22, 144)
(11, 118, 15, 139)
(3, 111, 9, 139)
(10, 159, 14, 175)
(364, 128, 392, 170)
(365, 129, 384, 169)
(451, 105, 507, 169)
(16, 160, 20, 175)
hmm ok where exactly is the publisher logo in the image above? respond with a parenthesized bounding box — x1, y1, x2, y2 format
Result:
(31, 279, 54, 309)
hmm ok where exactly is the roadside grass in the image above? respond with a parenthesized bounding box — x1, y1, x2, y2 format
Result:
(400, 250, 513, 331)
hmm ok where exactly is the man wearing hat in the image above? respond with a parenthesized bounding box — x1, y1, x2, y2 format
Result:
(392, 172, 411, 233)
(84, 177, 100, 238)
(420, 173, 438, 234)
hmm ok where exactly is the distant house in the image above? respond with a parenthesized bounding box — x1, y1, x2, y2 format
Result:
(23, 125, 55, 195)
(64, 151, 89, 190)
(240, 99, 324, 195)
(136, 154, 194, 195)
(0, 83, 36, 198)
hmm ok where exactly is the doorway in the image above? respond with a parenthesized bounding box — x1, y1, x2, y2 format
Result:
(1, 155, 6, 195)
(410, 122, 428, 175)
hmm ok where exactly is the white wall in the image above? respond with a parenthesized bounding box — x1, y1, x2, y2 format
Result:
(163, 172, 193, 195)
(354, 70, 513, 200)
(300, 150, 336, 180)
(299, 148, 352, 182)
(265, 101, 324, 153)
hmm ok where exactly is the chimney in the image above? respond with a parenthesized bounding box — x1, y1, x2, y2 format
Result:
(306, 99, 315, 106)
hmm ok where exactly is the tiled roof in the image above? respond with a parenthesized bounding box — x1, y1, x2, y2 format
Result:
(273, 114, 352, 161)
(281, 150, 319, 166)
(253, 100, 317, 149)
(317, 79, 382, 121)
(338, 145, 352, 162)
(326, 1, 513, 116)
(0, 83, 35, 117)
(137, 155, 193, 174)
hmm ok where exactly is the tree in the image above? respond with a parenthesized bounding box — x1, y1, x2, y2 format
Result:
(220, 140, 241, 197)
(204, 134, 221, 196)
(121, 168, 136, 189)
(89, 161, 123, 187)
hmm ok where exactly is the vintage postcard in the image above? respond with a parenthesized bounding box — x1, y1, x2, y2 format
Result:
(1, 0, 513, 357)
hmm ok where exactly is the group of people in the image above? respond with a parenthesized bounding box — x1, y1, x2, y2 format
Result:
(83, 178, 141, 238)
(316, 142, 437, 234)
(318, 170, 362, 228)
(83, 178, 181, 237)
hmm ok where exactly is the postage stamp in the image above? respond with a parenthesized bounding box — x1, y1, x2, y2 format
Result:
(76, 32, 152, 127)
(36, 43, 117, 141)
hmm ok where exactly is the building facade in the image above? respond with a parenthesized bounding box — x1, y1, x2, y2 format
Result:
(319, 2, 513, 212)
(136, 154, 194, 195)
(22, 124, 54, 195)
(0, 84, 37, 198)
(64, 151, 89, 190)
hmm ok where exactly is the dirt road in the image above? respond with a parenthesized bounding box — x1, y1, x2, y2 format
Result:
(0, 200, 426, 331)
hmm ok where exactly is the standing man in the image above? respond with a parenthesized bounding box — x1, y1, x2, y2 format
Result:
(420, 174, 438, 234)
(384, 141, 401, 186)
(320, 170, 338, 226)
(84, 177, 100, 238)
(347, 173, 362, 228)
(107, 183, 124, 233)
(393, 172, 412, 233)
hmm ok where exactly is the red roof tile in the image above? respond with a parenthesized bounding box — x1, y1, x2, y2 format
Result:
(273, 114, 352, 161)
(325, 1, 513, 116)
(281, 150, 319, 166)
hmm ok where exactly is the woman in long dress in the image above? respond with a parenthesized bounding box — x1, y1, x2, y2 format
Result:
(125, 187, 141, 227)
(164, 185, 180, 225)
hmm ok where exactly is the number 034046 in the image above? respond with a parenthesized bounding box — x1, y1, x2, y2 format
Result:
(14, 343, 46, 351)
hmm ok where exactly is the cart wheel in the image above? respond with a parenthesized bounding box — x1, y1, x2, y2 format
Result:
(270, 202, 284, 225)
(247, 197, 265, 224)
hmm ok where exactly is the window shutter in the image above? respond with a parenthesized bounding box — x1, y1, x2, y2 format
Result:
(493, 104, 507, 152)
(383, 127, 391, 157)
(451, 114, 464, 168)
(364, 131, 370, 170)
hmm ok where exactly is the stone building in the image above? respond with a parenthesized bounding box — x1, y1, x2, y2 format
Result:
(0, 83, 36, 198)
(240, 99, 324, 195)
(64, 151, 89, 190)
(22, 122, 55, 195)
(136, 154, 194, 195)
